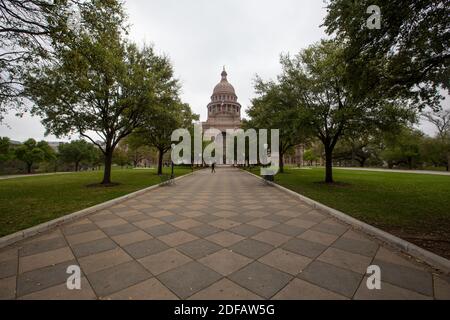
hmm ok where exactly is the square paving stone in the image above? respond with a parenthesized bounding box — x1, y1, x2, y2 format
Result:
(95, 218, 128, 229)
(177, 239, 222, 259)
(145, 223, 179, 237)
(285, 218, 318, 229)
(209, 219, 241, 230)
(157, 261, 222, 299)
(273, 278, 348, 300)
(189, 278, 262, 300)
(298, 230, 339, 246)
(88, 261, 151, 297)
(171, 219, 203, 230)
(72, 238, 117, 258)
(133, 218, 165, 229)
(66, 230, 107, 246)
(229, 224, 264, 237)
(17, 259, 77, 297)
(318, 247, 373, 275)
(199, 249, 252, 276)
(111, 230, 152, 247)
(188, 224, 221, 238)
(123, 239, 169, 259)
(269, 224, 306, 237)
(0, 258, 17, 279)
(252, 230, 291, 247)
(105, 278, 178, 300)
(138, 249, 192, 275)
(331, 237, 379, 257)
(19, 237, 67, 257)
(263, 215, 292, 223)
(248, 219, 279, 229)
(159, 215, 184, 223)
(258, 248, 312, 275)
(228, 261, 292, 299)
(354, 277, 432, 300)
(206, 231, 245, 247)
(159, 231, 199, 247)
(372, 259, 433, 296)
(78, 248, 133, 275)
(195, 215, 222, 223)
(19, 247, 74, 274)
(0, 276, 17, 300)
(298, 260, 363, 298)
(101, 223, 139, 237)
(19, 277, 96, 300)
(311, 221, 348, 236)
(229, 239, 274, 259)
(181, 211, 205, 218)
(229, 215, 257, 223)
(63, 222, 98, 236)
(282, 238, 327, 258)
(128, 214, 155, 223)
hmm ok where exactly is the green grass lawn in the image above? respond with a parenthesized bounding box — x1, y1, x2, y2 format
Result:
(0, 167, 191, 237)
(247, 167, 450, 258)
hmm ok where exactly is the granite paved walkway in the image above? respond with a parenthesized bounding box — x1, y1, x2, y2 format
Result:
(1, 167, 449, 300)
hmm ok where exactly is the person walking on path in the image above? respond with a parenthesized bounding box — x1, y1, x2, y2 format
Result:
(211, 162, 216, 173)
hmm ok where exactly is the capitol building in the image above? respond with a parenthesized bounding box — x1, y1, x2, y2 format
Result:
(201, 67, 242, 133)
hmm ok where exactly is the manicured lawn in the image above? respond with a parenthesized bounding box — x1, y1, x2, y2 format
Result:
(0, 167, 192, 237)
(246, 167, 450, 258)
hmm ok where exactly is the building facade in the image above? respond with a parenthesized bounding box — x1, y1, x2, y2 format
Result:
(202, 67, 242, 133)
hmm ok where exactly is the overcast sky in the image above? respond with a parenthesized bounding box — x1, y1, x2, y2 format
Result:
(0, 0, 444, 141)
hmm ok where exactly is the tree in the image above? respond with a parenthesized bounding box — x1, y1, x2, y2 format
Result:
(122, 134, 153, 168)
(423, 109, 450, 170)
(246, 78, 307, 173)
(279, 40, 414, 182)
(58, 140, 96, 171)
(0, 0, 70, 121)
(324, 0, 449, 109)
(381, 128, 424, 169)
(303, 148, 320, 166)
(137, 101, 198, 175)
(112, 143, 130, 169)
(0, 137, 12, 163)
(420, 136, 450, 171)
(26, 0, 176, 185)
(14, 138, 55, 173)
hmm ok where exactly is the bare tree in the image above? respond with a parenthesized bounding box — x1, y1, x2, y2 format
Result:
(423, 110, 450, 139)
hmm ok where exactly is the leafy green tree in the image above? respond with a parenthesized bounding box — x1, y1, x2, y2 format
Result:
(324, 0, 449, 109)
(303, 148, 320, 166)
(246, 78, 307, 173)
(420, 137, 450, 171)
(113, 144, 131, 169)
(0, 137, 12, 163)
(0, 0, 71, 121)
(58, 140, 96, 171)
(381, 128, 424, 169)
(137, 101, 198, 175)
(26, 0, 175, 185)
(279, 40, 414, 182)
(14, 139, 55, 173)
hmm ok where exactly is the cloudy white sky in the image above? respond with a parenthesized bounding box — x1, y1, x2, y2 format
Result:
(0, 0, 444, 141)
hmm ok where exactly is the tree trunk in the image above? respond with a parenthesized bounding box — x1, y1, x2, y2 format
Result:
(75, 161, 79, 172)
(102, 149, 113, 185)
(325, 147, 333, 183)
(157, 149, 164, 175)
(27, 163, 32, 174)
(408, 157, 413, 170)
(279, 151, 284, 173)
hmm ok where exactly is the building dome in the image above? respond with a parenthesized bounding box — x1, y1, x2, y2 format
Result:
(212, 68, 236, 96)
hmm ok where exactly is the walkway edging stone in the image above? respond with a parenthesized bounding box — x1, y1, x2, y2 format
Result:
(242, 169, 450, 274)
(0, 171, 195, 249)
